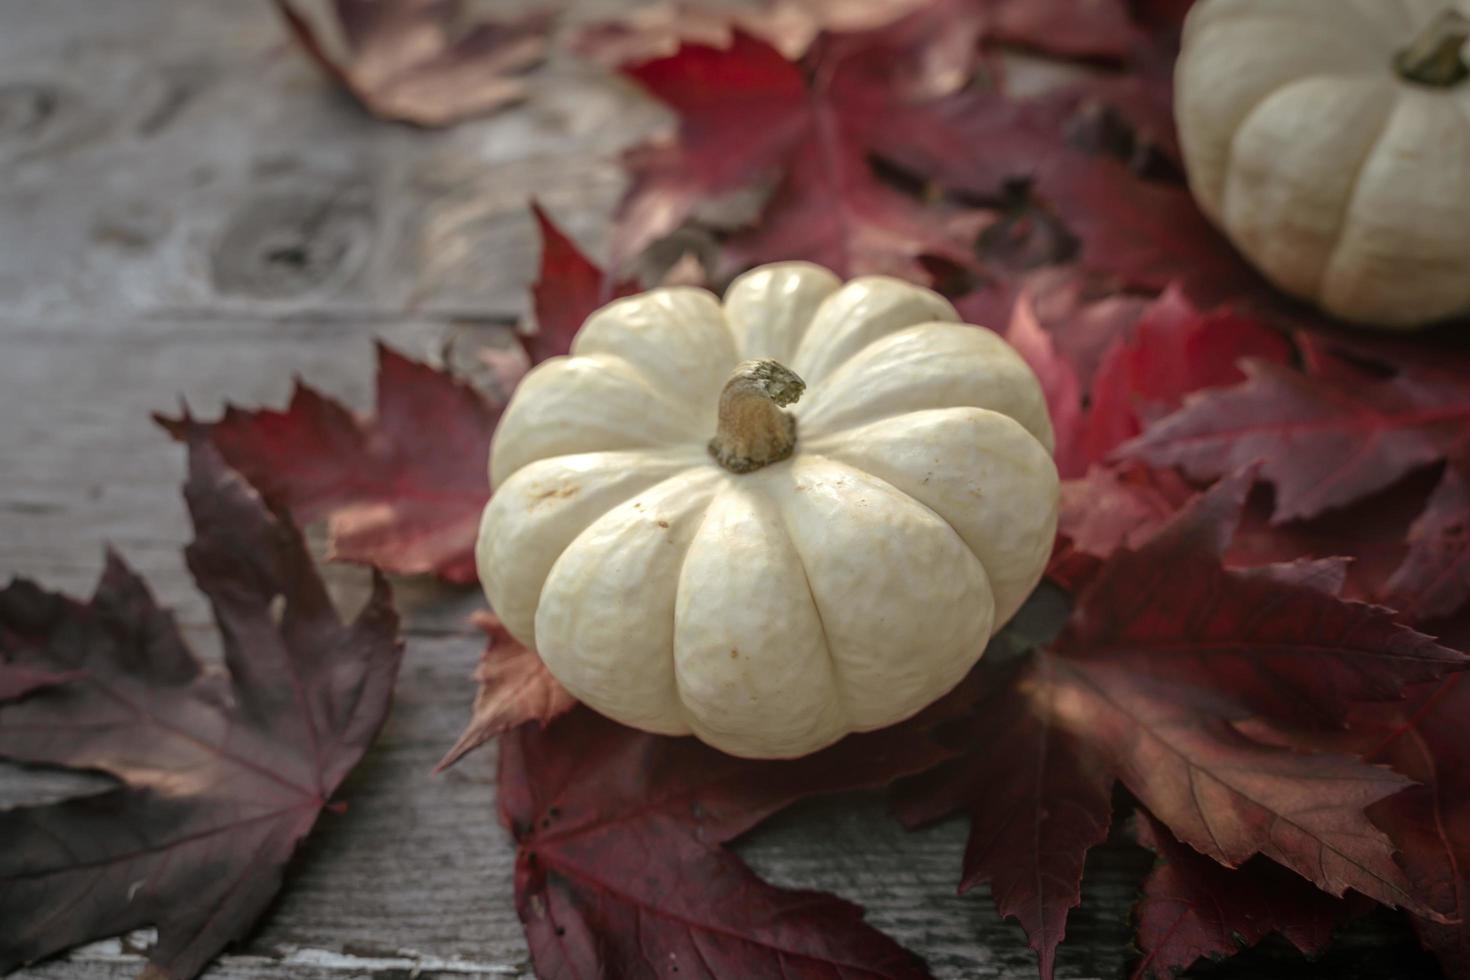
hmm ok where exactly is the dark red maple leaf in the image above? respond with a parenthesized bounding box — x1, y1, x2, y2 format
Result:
(892, 659, 1112, 980)
(1386, 461, 1470, 623)
(0, 438, 402, 980)
(500, 706, 956, 979)
(521, 203, 638, 366)
(0, 664, 82, 701)
(276, 0, 551, 126)
(1121, 358, 1470, 523)
(1131, 812, 1347, 979)
(158, 343, 502, 584)
(1049, 460, 1196, 589)
(1356, 672, 1470, 975)
(1121, 355, 1470, 622)
(435, 611, 574, 773)
(614, 31, 980, 282)
(897, 474, 1465, 978)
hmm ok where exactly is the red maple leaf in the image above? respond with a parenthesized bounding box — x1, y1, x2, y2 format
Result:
(1131, 812, 1347, 978)
(0, 664, 82, 701)
(0, 438, 402, 980)
(893, 659, 1113, 980)
(896, 473, 1464, 978)
(1357, 671, 1470, 975)
(435, 612, 574, 772)
(158, 343, 503, 584)
(1121, 354, 1470, 622)
(1077, 286, 1292, 468)
(499, 706, 956, 979)
(276, 0, 551, 126)
(613, 31, 981, 281)
(521, 203, 638, 366)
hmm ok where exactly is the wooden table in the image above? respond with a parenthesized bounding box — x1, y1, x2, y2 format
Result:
(0, 3, 1441, 978)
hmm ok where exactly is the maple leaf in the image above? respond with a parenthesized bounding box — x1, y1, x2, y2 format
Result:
(435, 611, 574, 773)
(1076, 286, 1292, 469)
(1122, 358, 1470, 523)
(1356, 672, 1470, 975)
(158, 343, 502, 584)
(0, 438, 402, 980)
(1005, 291, 1082, 474)
(1131, 812, 1347, 978)
(499, 706, 955, 979)
(1039, 477, 1461, 912)
(521, 203, 638, 366)
(575, 0, 929, 64)
(1049, 461, 1195, 590)
(899, 474, 1465, 977)
(1121, 354, 1470, 622)
(614, 31, 979, 282)
(0, 664, 82, 701)
(276, 0, 551, 126)
(892, 659, 1112, 980)
(1385, 459, 1470, 623)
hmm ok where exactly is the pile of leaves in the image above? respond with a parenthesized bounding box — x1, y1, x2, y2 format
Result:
(7, 0, 1470, 978)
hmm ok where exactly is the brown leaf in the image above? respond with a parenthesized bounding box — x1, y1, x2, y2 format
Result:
(435, 612, 574, 772)
(277, 0, 551, 126)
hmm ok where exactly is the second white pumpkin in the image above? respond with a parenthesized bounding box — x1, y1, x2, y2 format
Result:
(477, 262, 1058, 758)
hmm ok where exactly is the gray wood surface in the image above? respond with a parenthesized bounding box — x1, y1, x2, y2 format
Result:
(0, 2, 1437, 979)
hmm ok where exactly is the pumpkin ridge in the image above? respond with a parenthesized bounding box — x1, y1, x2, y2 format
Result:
(770, 493, 852, 728)
(1312, 94, 1400, 302)
(1218, 69, 1383, 213)
(801, 449, 998, 607)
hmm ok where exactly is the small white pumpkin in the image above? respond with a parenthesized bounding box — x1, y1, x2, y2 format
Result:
(477, 262, 1058, 758)
(1176, 0, 1470, 328)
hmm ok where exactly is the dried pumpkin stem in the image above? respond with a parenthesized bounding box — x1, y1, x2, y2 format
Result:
(1396, 9, 1470, 87)
(709, 359, 805, 473)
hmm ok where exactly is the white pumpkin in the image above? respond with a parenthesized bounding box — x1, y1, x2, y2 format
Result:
(1176, 0, 1470, 328)
(477, 262, 1058, 758)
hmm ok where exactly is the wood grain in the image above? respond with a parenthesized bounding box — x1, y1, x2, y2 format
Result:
(0, 1, 1440, 978)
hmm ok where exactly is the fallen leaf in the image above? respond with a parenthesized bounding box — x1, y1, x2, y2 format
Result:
(1040, 473, 1463, 911)
(1049, 461, 1195, 589)
(158, 343, 503, 584)
(277, 0, 551, 126)
(500, 705, 954, 979)
(1121, 353, 1470, 525)
(1005, 289, 1083, 469)
(522, 203, 638, 366)
(892, 659, 1112, 980)
(1057, 470, 1467, 729)
(0, 664, 82, 702)
(1386, 460, 1470, 623)
(1077, 286, 1292, 468)
(435, 612, 574, 772)
(1357, 672, 1470, 974)
(1131, 812, 1346, 979)
(575, 0, 928, 64)
(614, 31, 980, 281)
(0, 438, 402, 980)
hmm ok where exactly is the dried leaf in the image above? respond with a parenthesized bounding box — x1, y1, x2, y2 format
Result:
(0, 439, 402, 980)
(436, 612, 574, 772)
(1131, 812, 1346, 978)
(500, 706, 954, 978)
(523, 203, 637, 365)
(158, 344, 502, 584)
(277, 0, 551, 126)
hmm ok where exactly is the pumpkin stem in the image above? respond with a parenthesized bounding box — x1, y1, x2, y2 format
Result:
(1396, 9, 1470, 87)
(709, 360, 805, 473)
